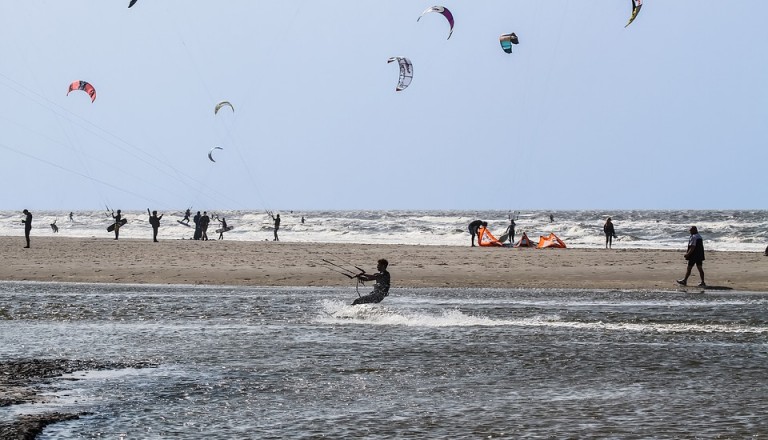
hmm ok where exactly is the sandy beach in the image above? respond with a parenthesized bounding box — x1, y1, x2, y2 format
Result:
(1, 236, 766, 291)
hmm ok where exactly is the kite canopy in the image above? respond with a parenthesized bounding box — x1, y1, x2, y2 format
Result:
(208, 146, 223, 162)
(537, 233, 567, 249)
(499, 33, 519, 54)
(387, 57, 413, 92)
(417, 6, 454, 40)
(66, 80, 96, 103)
(625, 0, 642, 27)
(477, 226, 509, 247)
(128, 0, 137, 7)
(214, 101, 234, 115)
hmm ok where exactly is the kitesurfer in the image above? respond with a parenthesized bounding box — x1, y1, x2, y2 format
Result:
(549, 214, 555, 223)
(352, 259, 391, 305)
(271, 213, 281, 241)
(182, 208, 191, 225)
(603, 217, 616, 249)
(149, 210, 163, 242)
(200, 212, 211, 241)
(50, 219, 59, 233)
(112, 210, 122, 240)
(677, 226, 706, 287)
(218, 217, 228, 240)
(69, 212, 74, 222)
(468, 220, 486, 247)
(21, 209, 32, 248)
(505, 218, 516, 244)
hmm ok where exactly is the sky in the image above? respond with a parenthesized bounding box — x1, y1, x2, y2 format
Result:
(0, 1, 766, 211)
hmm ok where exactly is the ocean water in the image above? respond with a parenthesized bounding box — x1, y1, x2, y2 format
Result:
(1, 281, 767, 438)
(1, 209, 767, 251)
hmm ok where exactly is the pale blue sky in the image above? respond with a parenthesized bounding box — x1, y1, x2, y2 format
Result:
(1, 1, 766, 211)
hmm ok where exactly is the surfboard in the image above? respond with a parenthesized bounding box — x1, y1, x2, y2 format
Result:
(215, 226, 234, 234)
(107, 218, 128, 232)
(177, 220, 192, 227)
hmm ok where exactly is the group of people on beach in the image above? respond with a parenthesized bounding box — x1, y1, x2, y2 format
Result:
(464, 214, 767, 288)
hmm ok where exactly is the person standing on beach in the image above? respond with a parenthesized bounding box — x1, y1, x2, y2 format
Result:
(505, 217, 516, 244)
(148, 209, 163, 242)
(353, 259, 391, 305)
(112, 209, 122, 240)
(603, 217, 616, 249)
(200, 212, 210, 241)
(677, 226, 706, 287)
(271, 213, 281, 241)
(468, 220, 485, 247)
(21, 209, 32, 248)
(193, 211, 202, 240)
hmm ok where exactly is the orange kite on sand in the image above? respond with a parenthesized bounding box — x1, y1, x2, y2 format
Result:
(537, 233, 567, 249)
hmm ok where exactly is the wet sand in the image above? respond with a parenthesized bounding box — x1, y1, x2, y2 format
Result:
(1, 236, 766, 291)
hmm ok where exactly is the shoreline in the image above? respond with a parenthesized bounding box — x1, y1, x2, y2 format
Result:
(1, 236, 766, 292)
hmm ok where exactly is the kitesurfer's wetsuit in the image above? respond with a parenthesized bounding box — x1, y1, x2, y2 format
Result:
(353, 269, 390, 305)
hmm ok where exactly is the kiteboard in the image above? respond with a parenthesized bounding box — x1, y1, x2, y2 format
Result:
(107, 218, 128, 232)
(177, 220, 191, 227)
(215, 226, 234, 234)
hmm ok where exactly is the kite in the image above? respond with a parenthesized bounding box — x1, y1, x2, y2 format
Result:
(66, 80, 96, 103)
(208, 146, 223, 162)
(417, 6, 454, 40)
(387, 57, 413, 92)
(214, 101, 234, 115)
(625, 0, 642, 27)
(499, 33, 519, 54)
(128, 0, 137, 7)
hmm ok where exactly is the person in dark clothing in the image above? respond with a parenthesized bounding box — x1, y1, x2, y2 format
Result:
(182, 208, 191, 224)
(112, 210, 122, 240)
(677, 226, 706, 287)
(603, 217, 616, 249)
(218, 217, 228, 240)
(50, 219, 59, 233)
(148, 209, 163, 242)
(193, 211, 202, 240)
(200, 212, 210, 241)
(504, 218, 516, 244)
(467, 220, 486, 247)
(352, 259, 391, 305)
(22, 209, 32, 248)
(271, 213, 281, 241)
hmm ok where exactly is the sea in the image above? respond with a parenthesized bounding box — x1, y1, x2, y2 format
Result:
(1, 209, 767, 251)
(1, 209, 767, 438)
(0, 283, 766, 438)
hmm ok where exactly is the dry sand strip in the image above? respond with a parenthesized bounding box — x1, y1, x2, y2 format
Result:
(0, 237, 766, 292)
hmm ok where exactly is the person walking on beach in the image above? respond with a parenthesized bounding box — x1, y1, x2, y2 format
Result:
(112, 209, 122, 240)
(148, 209, 163, 242)
(218, 217, 228, 240)
(200, 211, 210, 241)
(468, 220, 486, 247)
(21, 209, 32, 248)
(353, 259, 391, 305)
(677, 226, 706, 287)
(603, 217, 616, 249)
(271, 213, 281, 241)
